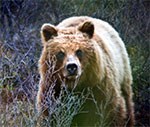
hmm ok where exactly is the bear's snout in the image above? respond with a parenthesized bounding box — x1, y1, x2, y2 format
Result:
(63, 55, 82, 79)
(66, 63, 78, 76)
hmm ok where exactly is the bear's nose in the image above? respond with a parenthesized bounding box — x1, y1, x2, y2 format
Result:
(66, 63, 78, 75)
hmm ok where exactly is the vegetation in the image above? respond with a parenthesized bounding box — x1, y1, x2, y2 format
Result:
(0, 0, 149, 126)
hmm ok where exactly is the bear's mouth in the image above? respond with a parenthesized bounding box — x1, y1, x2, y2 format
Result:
(63, 69, 79, 80)
(65, 74, 78, 80)
(64, 75, 80, 89)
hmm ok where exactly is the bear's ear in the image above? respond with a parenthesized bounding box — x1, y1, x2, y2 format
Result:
(78, 21, 94, 38)
(41, 23, 58, 42)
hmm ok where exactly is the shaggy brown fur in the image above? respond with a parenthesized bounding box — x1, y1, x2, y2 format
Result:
(37, 16, 134, 126)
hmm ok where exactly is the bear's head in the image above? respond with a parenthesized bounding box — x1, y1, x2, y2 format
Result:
(39, 21, 102, 89)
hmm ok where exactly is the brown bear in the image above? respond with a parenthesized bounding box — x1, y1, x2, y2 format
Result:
(37, 16, 134, 126)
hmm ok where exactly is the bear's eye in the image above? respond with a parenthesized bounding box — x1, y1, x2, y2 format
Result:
(56, 51, 65, 60)
(76, 49, 83, 58)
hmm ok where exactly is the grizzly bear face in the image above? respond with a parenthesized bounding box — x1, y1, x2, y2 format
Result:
(39, 22, 97, 89)
(48, 41, 91, 80)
